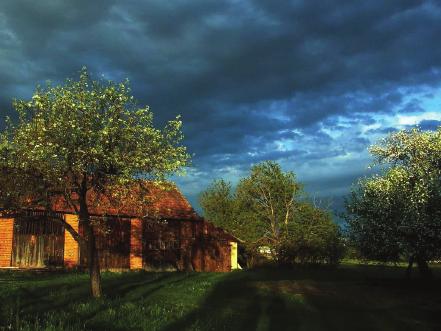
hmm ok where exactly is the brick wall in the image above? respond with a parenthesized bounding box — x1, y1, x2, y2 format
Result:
(64, 214, 79, 268)
(0, 218, 14, 267)
(130, 218, 143, 269)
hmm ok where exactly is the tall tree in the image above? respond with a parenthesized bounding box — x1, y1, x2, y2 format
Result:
(346, 127, 441, 278)
(235, 161, 302, 253)
(199, 179, 236, 232)
(200, 161, 343, 265)
(200, 161, 303, 261)
(0, 68, 189, 297)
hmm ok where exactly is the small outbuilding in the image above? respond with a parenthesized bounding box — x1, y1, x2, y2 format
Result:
(0, 183, 238, 272)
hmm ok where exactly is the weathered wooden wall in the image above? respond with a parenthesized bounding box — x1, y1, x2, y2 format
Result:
(143, 219, 181, 271)
(80, 217, 131, 270)
(142, 219, 232, 272)
(11, 216, 65, 268)
(190, 221, 232, 272)
(1, 213, 235, 272)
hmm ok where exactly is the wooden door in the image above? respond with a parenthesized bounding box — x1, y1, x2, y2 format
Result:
(11, 216, 65, 268)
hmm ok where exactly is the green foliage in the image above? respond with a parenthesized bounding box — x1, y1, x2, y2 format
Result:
(199, 179, 235, 232)
(278, 203, 344, 265)
(0, 67, 189, 211)
(200, 161, 302, 258)
(200, 161, 343, 266)
(346, 127, 441, 271)
(0, 67, 190, 297)
(235, 161, 302, 245)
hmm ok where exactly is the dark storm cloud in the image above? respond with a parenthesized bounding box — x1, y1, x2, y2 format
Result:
(1, 0, 440, 212)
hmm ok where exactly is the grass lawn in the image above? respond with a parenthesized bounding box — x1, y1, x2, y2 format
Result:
(0, 264, 440, 331)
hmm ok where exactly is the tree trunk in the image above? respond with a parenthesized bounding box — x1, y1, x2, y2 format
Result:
(405, 255, 414, 279)
(78, 176, 102, 298)
(85, 222, 102, 298)
(416, 256, 432, 280)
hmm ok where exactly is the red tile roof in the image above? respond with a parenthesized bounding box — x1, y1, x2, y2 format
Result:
(49, 181, 200, 220)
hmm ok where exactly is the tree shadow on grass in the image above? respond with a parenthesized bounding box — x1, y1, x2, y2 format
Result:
(0, 271, 193, 330)
(2, 265, 441, 331)
(104, 272, 197, 301)
(160, 271, 305, 331)
(84, 273, 199, 331)
(160, 266, 441, 331)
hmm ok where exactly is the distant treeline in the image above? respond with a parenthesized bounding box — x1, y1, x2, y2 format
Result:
(200, 127, 441, 278)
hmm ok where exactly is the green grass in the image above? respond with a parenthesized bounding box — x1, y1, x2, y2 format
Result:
(0, 264, 440, 331)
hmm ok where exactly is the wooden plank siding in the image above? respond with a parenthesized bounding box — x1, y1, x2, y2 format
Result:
(190, 221, 232, 272)
(80, 217, 131, 271)
(0, 213, 236, 272)
(11, 216, 65, 268)
(142, 219, 232, 272)
(143, 219, 182, 271)
(2, 182, 237, 272)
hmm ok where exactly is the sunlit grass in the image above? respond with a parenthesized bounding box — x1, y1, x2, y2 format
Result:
(0, 264, 440, 330)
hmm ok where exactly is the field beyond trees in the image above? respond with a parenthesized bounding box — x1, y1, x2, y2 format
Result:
(1, 264, 440, 331)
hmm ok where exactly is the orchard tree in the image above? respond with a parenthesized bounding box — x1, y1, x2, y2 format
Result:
(0, 68, 189, 297)
(346, 127, 441, 278)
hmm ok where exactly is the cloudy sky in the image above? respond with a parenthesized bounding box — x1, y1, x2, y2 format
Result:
(1, 0, 440, 216)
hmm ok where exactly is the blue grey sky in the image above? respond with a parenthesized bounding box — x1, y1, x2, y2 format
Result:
(0, 0, 440, 215)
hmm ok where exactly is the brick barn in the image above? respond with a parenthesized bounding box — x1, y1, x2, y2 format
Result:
(0, 183, 238, 272)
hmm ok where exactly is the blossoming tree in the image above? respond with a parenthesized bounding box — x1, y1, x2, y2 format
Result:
(0, 68, 189, 297)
